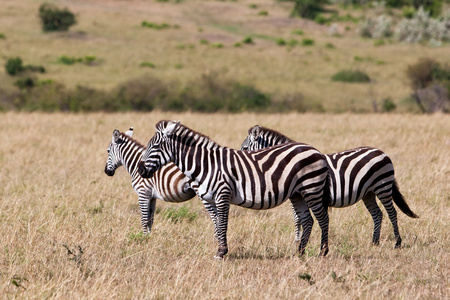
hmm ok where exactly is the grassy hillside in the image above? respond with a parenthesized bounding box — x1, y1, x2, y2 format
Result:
(1, 0, 449, 112)
(0, 112, 449, 298)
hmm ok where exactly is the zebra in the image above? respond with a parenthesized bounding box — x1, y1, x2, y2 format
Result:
(104, 127, 221, 235)
(138, 120, 330, 259)
(241, 125, 419, 249)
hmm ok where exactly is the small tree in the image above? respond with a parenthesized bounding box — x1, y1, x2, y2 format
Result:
(5, 57, 24, 75)
(39, 3, 77, 32)
(290, 0, 330, 20)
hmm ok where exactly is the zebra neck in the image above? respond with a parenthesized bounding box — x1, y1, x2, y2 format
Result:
(121, 144, 144, 178)
(170, 129, 222, 175)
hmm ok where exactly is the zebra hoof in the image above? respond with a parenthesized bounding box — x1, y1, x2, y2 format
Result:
(214, 247, 228, 260)
(319, 245, 329, 257)
(372, 241, 380, 246)
(394, 237, 402, 249)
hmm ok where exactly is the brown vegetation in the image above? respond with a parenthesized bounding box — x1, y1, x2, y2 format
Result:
(0, 112, 448, 298)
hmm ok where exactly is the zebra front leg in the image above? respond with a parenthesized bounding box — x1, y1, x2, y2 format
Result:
(201, 199, 219, 241)
(290, 198, 314, 255)
(362, 192, 383, 246)
(138, 189, 155, 234)
(214, 197, 231, 260)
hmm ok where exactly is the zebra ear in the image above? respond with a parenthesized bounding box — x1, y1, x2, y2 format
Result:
(163, 121, 180, 137)
(251, 125, 261, 138)
(112, 129, 120, 143)
(125, 127, 134, 137)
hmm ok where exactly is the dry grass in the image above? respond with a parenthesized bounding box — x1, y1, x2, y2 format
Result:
(0, 112, 448, 299)
(1, 0, 450, 111)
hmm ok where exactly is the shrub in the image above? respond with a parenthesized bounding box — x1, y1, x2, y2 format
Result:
(39, 3, 77, 32)
(395, 7, 450, 43)
(331, 70, 371, 83)
(382, 98, 397, 112)
(0, 33, 5, 39)
(407, 58, 450, 113)
(290, 0, 330, 20)
(302, 38, 315, 45)
(242, 36, 254, 44)
(141, 21, 171, 29)
(359, 15, 392, 39)
(276, 38, 287, 46)
(258, 10, 269, 16)
(5, 57, 25, 75)
(140, 62, 156, 68)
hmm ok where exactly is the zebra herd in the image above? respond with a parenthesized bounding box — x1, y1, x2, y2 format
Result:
(105, 120, 418, 259)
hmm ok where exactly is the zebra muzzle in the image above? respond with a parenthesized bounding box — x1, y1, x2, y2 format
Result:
(104, 165, 115, 176)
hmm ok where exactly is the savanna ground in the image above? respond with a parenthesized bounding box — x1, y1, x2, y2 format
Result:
(0, 112, 449, 299)
(1, 0, 449, 112)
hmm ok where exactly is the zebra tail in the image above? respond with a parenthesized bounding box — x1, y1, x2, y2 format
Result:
(392, 179, 419, 218)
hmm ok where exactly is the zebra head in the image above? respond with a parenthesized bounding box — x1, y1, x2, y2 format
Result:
(240, 125, 262, 151)
(138, 120, 180, 178)
(104, 128, 133, 176)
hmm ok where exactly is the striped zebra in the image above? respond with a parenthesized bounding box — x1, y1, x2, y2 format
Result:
(138, 120, 330, 259)
(104, 127, 220, 235)
(241, 125, 419, 249)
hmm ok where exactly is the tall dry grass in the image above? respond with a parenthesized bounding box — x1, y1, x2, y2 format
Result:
(0, 112, 448, 299)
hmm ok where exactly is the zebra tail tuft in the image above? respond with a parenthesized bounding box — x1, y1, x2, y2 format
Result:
(392, 179, 419, 218)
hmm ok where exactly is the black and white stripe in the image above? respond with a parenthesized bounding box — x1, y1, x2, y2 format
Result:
(241, 125, 418, 249)
(104, 128, 220, 234)
(138, 120, 330, 259)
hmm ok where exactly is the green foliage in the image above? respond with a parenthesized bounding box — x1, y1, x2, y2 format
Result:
(0, 33, 5, 39)
(276, 38, 286, 46)
(258, 10, 269, 16)
(57, 55, 99, 66)
(290, 0, 330, 20)
(141, 21, 171, 29)
(39, 3, 77, 32)
(382, 98, 397, 112)
(140, 61, 156, 68)
(291, 29, 304, 35)
(162, 206, 197, 223)
(407, 58, 439, 90)
(243, 36, 254, 44)
(331, 69, 371, 83)
(325, 42, 335, 49)
(302, 38, 315, 46)
(6, 57, 24, 75)
(249, 4, 258, 9)
(403, 6, 416, 18)
(298, 273, 315, 284)
(127, 231, 150, 243)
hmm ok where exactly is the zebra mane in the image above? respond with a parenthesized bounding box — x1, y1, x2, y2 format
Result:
(157, 120, 222, 149)
(119, 131, 146, 150)
(255, 126, 294, 143)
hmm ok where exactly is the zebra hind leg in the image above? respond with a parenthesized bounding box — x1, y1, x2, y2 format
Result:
(290, 198, 314, 255)
(213, 196, 231, 260)
(362, 192, 383, 246)
(377, 190, 402, 249)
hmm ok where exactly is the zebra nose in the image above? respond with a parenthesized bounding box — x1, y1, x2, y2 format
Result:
(104, 165, 115, 176)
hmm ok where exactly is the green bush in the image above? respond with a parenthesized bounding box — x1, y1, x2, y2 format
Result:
(141, 21, 171, 29)
(382, 98, 397, 112)
(5, 57, 25, 75)
(302, 38, 315, 46)
(243, 36, 254, 44)
(290, 0, 330, 20)
(331, 70, 371, 83)
(140, 62, 156, 68)
(0, 33, 5, 39)
(39, 3, 77, 32)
